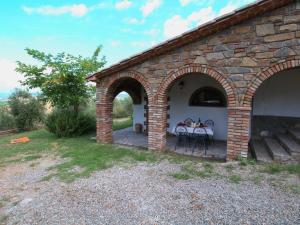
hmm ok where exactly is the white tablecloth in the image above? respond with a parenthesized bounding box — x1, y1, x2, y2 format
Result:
(172, 126, 214, 136)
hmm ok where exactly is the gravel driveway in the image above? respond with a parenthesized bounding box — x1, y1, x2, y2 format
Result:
(1, 158, 300, 225)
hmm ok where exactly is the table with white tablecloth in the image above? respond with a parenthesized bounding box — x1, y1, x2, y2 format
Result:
(171, 126, 214, 136)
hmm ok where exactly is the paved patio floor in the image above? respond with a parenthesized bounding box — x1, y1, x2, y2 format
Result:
(113, 127, 227, 160)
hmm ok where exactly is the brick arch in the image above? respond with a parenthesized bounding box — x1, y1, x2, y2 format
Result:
(243, 59, 300, 107)
(103, 70, 153, 104)
(156, 64, 237, 107)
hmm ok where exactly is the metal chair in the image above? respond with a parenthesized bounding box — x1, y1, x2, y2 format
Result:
(184, 118, 194, 127)
(204, 119, 215, 145)
(192, 127, 208, 155)
(175, 125, 188, 151)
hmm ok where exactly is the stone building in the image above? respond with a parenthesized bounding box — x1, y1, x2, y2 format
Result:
(88, 0, 300, 161)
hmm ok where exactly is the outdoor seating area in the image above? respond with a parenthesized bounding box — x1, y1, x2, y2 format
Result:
(113, 120, 227, 160)
(172, 118, 215, 155)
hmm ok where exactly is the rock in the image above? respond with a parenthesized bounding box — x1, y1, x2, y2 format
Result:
(247, 45, 269, 53)
(223, 50, 234, 58)
(279, 24, 298, 32)
(226, 67, 252, 74)
(284, 15, 300, 23)
(20, 198, 33, 207)
(256, 52, 274, 59)
(264, 33, 295, 42)
(274, 47, 295, 59)
(194, 56, 207, 64)
(213, 44, 230, 52)
(206, 52, 224, 60)
(256, 24, 275, 36)
(241, 57, 258, 67)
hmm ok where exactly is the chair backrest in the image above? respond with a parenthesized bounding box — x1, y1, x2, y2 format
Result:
(184, 118, 194, 126)
(175, 125, 187, 135)
(204, 120, 214, 129)
(193, 127, 207, 135)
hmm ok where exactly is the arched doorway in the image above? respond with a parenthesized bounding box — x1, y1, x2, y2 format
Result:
(96, 76, 149, 148)
(250, 67, 300, 162)
(155, 64, 235, 160)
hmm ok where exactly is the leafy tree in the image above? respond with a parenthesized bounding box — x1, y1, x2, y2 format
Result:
(16, 47, 106, 113)
(113, 96, 133, 118)
(8, 89, 44, 131)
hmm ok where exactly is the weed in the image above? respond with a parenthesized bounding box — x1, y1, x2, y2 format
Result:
(229, 174, 242, 184)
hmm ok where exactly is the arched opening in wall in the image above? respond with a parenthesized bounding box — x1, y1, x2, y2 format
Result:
(165, 73, 228, 160)
(110, 78, 149, 148)
(250, 68, 300, 162)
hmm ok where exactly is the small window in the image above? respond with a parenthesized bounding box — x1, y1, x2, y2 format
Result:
(189, 87, 227, 107)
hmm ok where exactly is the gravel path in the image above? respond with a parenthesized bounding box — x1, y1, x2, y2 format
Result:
(1, 160, 300, 225)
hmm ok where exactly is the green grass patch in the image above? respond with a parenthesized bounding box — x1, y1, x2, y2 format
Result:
(170, 172, 191, 180)
(251, 174, 264, 185)
(170, 161, 217, 180)
(225, 164, 235, 172)
(0, 129, 166, 182)
(113, 117, 133, 131)
(228, 174, 242, 184)
(236, 156, 256, 166)
(262, 163, 300, 177)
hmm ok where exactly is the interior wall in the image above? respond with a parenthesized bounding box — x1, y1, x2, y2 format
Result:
(253, 68, 300, 118)
(168, 74, 228, 140)
(132, 91, 145, 131)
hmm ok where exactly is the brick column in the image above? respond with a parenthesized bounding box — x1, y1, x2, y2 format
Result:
(148, 104, 167, 150)
(96, 85, 113, 144)
(226, 106, 252, 161)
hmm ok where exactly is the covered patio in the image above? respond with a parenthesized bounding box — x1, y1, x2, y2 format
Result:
(113, 127, 227, 160)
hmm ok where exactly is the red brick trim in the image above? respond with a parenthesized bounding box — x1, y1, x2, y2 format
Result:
(243, 59, 300, 107)
(102, 70, 153, 104)
(156, 64, 237, 107)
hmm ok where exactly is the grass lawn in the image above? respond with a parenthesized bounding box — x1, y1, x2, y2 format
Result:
(113, 117, 132, 131)
(0, 128, 299, 187)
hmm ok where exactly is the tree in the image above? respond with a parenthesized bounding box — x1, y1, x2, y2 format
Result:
(16, 47, 106, 113)
(8, 89, 44, 131)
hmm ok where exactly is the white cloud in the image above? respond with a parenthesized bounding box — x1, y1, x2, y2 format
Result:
(124, 17, 144, 24)
(110, 40, 121, 47)
(115, 0, 132, 10)
(219, 3, 237, 16)
(164, 7, 215, 38)
(164, 15, 189, 38)
(179, 0, 194, 6)
(140, 0, 162, 17)
(144, 28, 160, 37)
(22, 3, 91, 17)
(0, 58, 23, 92)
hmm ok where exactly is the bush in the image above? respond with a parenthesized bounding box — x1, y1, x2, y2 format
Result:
(0, 107, 16, 131)
(46, 108, 95, 137)
(113, 96, 133, 118)
(8, 89, 44, 131)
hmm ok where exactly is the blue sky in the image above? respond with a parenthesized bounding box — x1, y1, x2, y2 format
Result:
(0, 0, 255, 97)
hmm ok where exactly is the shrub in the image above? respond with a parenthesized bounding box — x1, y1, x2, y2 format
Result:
(45, 108, 95, 137)
(113, 96, 133, 118)
(0, 107, 16, 131)
(8, 89, 44, 131)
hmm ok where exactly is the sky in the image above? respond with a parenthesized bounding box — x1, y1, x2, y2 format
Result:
(0, 0, 256, 98)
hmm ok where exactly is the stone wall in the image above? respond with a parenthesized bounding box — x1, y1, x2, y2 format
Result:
(96, 1, 300, 160)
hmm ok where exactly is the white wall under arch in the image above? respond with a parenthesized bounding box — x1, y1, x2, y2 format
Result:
(253, 68, 300, 117)
(167, 74, 228, 140)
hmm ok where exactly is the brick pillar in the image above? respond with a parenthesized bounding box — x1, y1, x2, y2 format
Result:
(226, 107, 251, 161)
(96, 84, 113, 144)
(148, 104, 167, 150)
